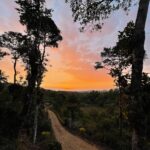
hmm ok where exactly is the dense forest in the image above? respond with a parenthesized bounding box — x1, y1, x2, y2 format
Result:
(0, 0, 150, 150)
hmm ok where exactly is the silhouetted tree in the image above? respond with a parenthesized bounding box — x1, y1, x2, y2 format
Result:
(0, 43, 8, 84)
(66, 1, 150, 149)
(95, 21, 136, 87)
(16, 0, 62, 143)
(0, 70, 7, 84)
(95, 22, 135, 147)
(0, 32, 25, 84)
(0, 50, 7, 59)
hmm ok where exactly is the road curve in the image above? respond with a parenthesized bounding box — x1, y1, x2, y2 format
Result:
(48, 110, 101, 150)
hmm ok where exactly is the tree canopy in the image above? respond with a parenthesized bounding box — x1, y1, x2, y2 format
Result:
(66, 0, 135, 31)
(95, 21, 135, 86)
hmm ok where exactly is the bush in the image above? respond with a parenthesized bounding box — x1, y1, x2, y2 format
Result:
(47, 142, 62, 150)
(0, 137, 17, 150)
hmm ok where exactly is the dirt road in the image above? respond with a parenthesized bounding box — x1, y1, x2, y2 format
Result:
(48, 110, 101, 150)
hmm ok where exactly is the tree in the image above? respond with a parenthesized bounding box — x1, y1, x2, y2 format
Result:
(0, 42, 8, 84)
(95, 22, 135, 141)
(0, 32, 25, 84)
(66, 94, 80, 128)
(0, 50, 7, 59)
(66, 0, 134, 31)
(95, 21, 136, 87)
(130, 2, 149, 149)
(66, 0, 150, 149)
(0, 70, 7, 84)
(15, 0, 62, 143)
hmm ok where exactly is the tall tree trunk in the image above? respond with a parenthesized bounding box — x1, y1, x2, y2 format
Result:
(118, 86, 123, 138)
(20, 52, 38, 131)
(131, 0, 149, 150)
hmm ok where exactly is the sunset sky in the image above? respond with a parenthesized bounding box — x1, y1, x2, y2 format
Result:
(0, 0, 150, 91)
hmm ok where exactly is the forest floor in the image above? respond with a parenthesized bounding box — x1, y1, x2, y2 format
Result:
(48, 110, 102, 150)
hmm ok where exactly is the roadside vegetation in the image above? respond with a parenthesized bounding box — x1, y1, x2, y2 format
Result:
(44, 89, 150, 150)
(0, 83, 62, 150)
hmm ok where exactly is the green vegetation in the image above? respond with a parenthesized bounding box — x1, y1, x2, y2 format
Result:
(44, 89, 150, 150)
(0, 0, 62, 148)
(0, 83, 62, 150)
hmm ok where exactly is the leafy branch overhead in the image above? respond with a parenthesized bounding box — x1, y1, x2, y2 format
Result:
(0, 38, 8, 60)
(66, 0, 134, 31)
(0, 50, 8, 60)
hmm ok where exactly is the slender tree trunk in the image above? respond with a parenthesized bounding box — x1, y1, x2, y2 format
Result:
(14, 58, 17, 84)
(118, 86, 123, 138)
(119, 89, 123, 150)
(131, 0, 149, 150)
(33, 105, 38, 144)
(32, 87, 41, 144)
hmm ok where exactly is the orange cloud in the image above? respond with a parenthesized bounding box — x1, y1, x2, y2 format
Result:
(41, 28, 115, 91)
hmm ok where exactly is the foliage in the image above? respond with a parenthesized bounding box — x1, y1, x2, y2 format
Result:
(44, 88, 150, 150)
(0, 84, 62, 150)
(0, 50, 8, 60)
(66, 0, 135, 31)
(15, 0, 62, 85)
(0, 70, 7, 84)
(10, 0, 63, 144)
(44, 89, 132, 150)
(0, 32, 27, 84)
(95, 21, 135, 87)
(0, 43, 8, 84)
